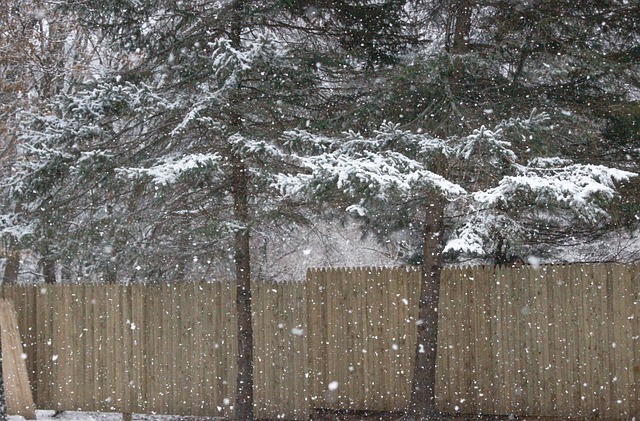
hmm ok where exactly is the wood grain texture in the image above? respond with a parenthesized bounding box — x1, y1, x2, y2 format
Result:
(0, 299, 37, 419)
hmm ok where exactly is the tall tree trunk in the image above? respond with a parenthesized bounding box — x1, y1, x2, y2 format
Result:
(40, 209, 58, 285)
(40, 239, 57, 285)
(42, 255, 57, 285)
(451, 0, 473, 53)
(173, 257, 188, 284)
(228, 3, 253, 418)
(2, 241, 20, 286)
(233, 157, 254, 421)
(104, 183, 147, 285)
(406, 196, 446, 420)
(104, 228, 126, 285)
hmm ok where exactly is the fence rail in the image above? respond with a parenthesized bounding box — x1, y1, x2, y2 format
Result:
(2, 263, 639, 420)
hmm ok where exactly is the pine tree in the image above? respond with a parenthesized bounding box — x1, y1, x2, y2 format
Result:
(0, 0, 104, 284)
(277, 112, 636, 419)
(17, 1, 343, 418)
(13, 1, 640, 419)
(343, 0, 640, 239)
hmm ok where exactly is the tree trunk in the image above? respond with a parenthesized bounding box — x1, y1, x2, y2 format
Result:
(2, 244, 20, 286)
(227, 2, 253, 418)
(104, 229, 126, 285)
(233, 158, 254, 421)
(451, 0, 473, 53)
(406, 196, 446, 420)
(42, 253, 57, 285)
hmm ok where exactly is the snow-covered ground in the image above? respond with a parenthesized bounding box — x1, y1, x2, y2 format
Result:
(9, 412, 225, 421)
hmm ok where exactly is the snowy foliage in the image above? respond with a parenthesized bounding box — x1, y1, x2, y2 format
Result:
(117, 153, 224, 186)
(170, 37, 288, 136)
(0, 214, 35, 240)
(277, 125, 465, 206)
(277, 113, 636, 262)
(14, 83, 164, 204)
(9, 24, 321, 283)
(474, 162, 635, 221)
(6, 0, 640, 286)
(450, 126, 517, 164)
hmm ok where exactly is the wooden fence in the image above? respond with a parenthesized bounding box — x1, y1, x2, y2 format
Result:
(307, 264, 639, 419)
(3, 282, 308, 420)
(306, 267, 421, 411)
(1, 263, 639, 420)
(435, 264, 639, 419)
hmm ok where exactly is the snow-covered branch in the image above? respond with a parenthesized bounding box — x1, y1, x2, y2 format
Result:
(117, 153, 224, 186)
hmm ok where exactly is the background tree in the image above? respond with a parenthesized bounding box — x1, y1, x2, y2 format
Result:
(312, 0, 640, 258)
(0, 0, 110, 284)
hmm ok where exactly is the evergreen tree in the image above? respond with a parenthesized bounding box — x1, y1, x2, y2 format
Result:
(277, 112, 636, 418)
(0, 0, 100, 284)
(17, 1, 347, 418)
(341, 0, 640, 243)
